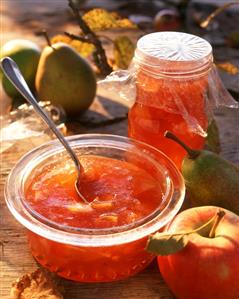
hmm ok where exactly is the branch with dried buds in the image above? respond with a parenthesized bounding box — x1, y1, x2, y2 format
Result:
(66, 0, 113, 76)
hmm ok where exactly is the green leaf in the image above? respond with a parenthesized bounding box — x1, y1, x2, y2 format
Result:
(146, 232, 189, 256)
(228, 31, 239, 49)
(205, 118, 221, 154)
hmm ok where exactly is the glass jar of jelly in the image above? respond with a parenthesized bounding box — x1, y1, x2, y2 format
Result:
(128, 31, 213, 168)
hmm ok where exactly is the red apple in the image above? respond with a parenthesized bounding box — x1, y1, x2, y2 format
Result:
(157, 206, 239, 299)
(154, 9, 181, 32)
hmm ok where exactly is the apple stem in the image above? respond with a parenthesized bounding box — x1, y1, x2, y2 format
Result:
(209, 209, 225, 238)
(157, 212, 219, 239)
(147, 209, 226, 256)
(164, 131, 200, 159)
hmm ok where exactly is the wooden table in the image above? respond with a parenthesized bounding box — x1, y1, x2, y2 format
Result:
(1, 1, 239, 298)
(1, 104, 239, 299)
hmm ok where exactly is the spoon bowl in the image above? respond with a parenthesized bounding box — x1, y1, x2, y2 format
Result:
(1, 57, 88, 203)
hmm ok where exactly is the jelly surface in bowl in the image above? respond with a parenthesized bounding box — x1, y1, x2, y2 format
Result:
(5, 134, 185, 282)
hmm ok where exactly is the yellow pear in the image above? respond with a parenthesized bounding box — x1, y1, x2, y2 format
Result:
(35, 42, 96, 116)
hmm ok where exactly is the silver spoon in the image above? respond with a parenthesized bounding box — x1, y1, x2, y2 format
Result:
(1, 57, 88, 204)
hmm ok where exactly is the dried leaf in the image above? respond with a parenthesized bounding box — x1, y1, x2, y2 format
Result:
(70, 40, 95, 57)
(146, 232, 189, 256)
(113, 36, 135, 69)
(82, 8, 137, 31)
(51, 34, 72, 45)
(83, 9, 117, 31)
(110, 11, 121, 20)
(216, 62, 239, 75)
(10, 268, 63, 299)
(51, 34, 95, 57)
(116, 19, 138, 29)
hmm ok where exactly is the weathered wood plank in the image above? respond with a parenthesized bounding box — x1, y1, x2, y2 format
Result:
(1, 107, 239, 299)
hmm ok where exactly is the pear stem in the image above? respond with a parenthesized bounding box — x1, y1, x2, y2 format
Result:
(40, 30, 52, 48)
(164, 131, 200, 159)
(209, 209, 225, 238)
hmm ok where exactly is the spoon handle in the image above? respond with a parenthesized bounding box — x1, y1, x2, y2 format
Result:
(1, 57, 81, 176)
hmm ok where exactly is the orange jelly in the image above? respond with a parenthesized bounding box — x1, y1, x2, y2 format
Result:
(25, 154, 164, 282)
(25, 155, 162, 229)
(128, 32, 213, 168)
(6, 135, 185, 283)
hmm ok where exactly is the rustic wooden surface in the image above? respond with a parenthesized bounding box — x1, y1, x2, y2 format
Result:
(1, 106, 239, 299)
(1, 1, 239, 298)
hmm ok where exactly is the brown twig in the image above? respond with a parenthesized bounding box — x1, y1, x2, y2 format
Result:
(64, 31, 105, 73)
(97, 34, 114, 44)
(64, 31, 92, 43)
(200, 1, 239, 28)
(67, 0, 113, 76)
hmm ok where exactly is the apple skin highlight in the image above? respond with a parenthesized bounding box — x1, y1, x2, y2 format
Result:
(157, 206, 239, 299)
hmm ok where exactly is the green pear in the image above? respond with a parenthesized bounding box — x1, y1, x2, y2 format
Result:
(165, 131, 239, 215)
(1, 39, 41, 98)
(35, 42, 96, 116)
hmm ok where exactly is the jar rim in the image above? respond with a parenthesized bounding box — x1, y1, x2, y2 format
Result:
(5, 134, 185, 247)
